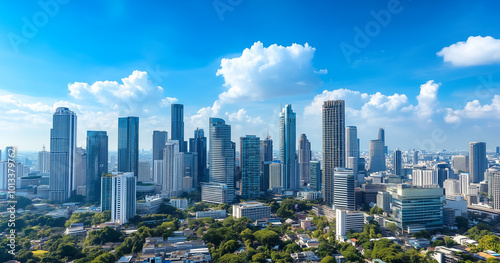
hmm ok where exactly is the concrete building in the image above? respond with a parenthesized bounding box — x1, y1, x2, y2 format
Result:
(345, 126, 359, 175)
(336, 209, 364, 241)
(368, 138, 385, 173)
(138, 161, 151, 182)
(452, 155, 469, 173)
(394, 149, 402, 176)
(38, 145, 50, 173)
(377, 191, 392, 212)
(443, 179, 461, 197)
(268, 161, 282, 190)
(232, 201, 271, 221)
(169, 198, 188, 210)
(298, 134, 311, 185)
(459, 173, 471, 196)
(196, 210, 226, 219)
(412, 167, 438, 187)
(333, 168, 355, 211)
(102, 172, 137, 225)
(201, 182, 228, 204)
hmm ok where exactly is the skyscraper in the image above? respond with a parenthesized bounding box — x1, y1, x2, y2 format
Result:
(49, 107, 77, 202)
(74, 147, 86, 190)
(469, 142, 487, 183)
(163, 140, 181, 197)
(260, 136, 273, 175)
(207, 118, 234, 203)
(393, 148, 402, 176)
(171, 104, 187, 152)
(310, 161, 322, 191)
(240, 135, 261, 199)
(413, 150, 419, 165)
(38, 145, 50, 173)
(86, 131, 108, 203)
(298, 134, 311, 185)
(152, 131, 168, 161)
(118, 117, 139, 178)
(345, 126, 359, 174)
(279, 104, 297, 190)
(333, 168, 355, 211)
(368, 138, 385, 173)
(378, 128, 386, 154)
(108, 172, 136, 225)
(189, 128, 207, 185)
(322, 100, 345, 204)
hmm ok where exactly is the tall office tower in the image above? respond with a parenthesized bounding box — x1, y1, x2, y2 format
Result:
(322, 100, 345, 204)
(118, 117, 139, 178)
(489, 168, 500, 210)
(106, 172, 136, 225)
(189, 128, 207, 185)
(393, 149, 402, 176)
(163, 140, 181, 197)
(487, 167, 500, 198)
(435, 162, 452, 187)
(452, 155, 469, 173)
(378, 128, 386, 154)
(152, 131, 168, 161)
(279, 104, 297, 190)
(240, 135, 261, 199)
(298, 134, 311, 185)
(412, 167, 438, 187)
(469, 142, 487, 183)
(86, 131, 108, 203)
(333, 168, 355, 211)
(368, 139, 385, 173)
(101, 175, 112, 211)
(171, 104, 187, 152)
(392, 184, 443, 232)
(208, 118, 234, 203)
(345, 126, 359, 175)
(180, 152, 198, 190)
(49, 107, 77, 202)
(74, 147, 86, 190)
(138, 161, 151, 182)
(459, 173, 471, 196)
(268, 161, 282, 190)
(413, 151, 419, 165)
(310, 161, 322, 191)
(38, 145, 50, 173)
(261, 136, 273, 163)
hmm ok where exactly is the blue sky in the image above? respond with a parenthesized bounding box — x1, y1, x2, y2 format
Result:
(0, 0, 500, 152)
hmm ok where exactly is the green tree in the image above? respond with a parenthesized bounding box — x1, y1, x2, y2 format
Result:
(387, 223, 398, 233)
(218, 254, 243, 263)
(321, 256, 335, 263)
(252, 253, 267, 263)
(90, 252, 115, 263)
(254, 229, 280, 248)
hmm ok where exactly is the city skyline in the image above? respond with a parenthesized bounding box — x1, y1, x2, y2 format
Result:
(1, 2, 500, 152)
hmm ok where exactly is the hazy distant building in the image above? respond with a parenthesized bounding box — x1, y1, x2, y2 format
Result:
(333, 168, 355, 211)
(138, 161, 151, 182)
(298, 134, 311, 185)
(345, 126, 359, 175)
(310, 161, 321, 191)
(490, 169, 500, 210)
(75, 147, 86, 190)
(368, 139, 385, 173)
(49, 107, 77, 202)
(118, 116, 139, 178)
(86, 131, 108, 203)
(171, 104, 187, 152)
(279, 104, 298, 190)
(377, 191, 392, 212)
(152, 131, 168, 161)
(240, 135, 261, 199)
(207, 118, 234, 203)
(163, 140, 181, 197)
(452, 155, 469, 173)
(413, 151, 419, 165)
(393, 149, 402, 176)
(443, 179, 461, 197)
(469, 142, 487, 183)
(189, 128, 207, 185)
(38, 145, 50, 173)
(459, 173, 471, 196)
(268, 161, 282, 190)
(322, 100, 345, 204)
(412, 167, 438, 187)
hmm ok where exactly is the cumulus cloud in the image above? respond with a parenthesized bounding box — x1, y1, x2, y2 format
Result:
(215, 41, 325, 102)
(415, 80, 440, 121)
(445, 95, 500, 123)
(437, 36, 500, 66)
(226, 108, 263, 125)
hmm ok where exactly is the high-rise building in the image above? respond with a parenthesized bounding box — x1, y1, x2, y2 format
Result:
(469, 142, 487, 183)
(435, 162, 452, 188)
(171, 104, 187, 152)
(368, 138, 385, 173)
(279, 104, 298, 190)
(298, 134, 311, 186)
(489, 168, 500, 210)
(189, 128, 207, 185)
(101, 174, 112, 212)
(163, 140, 181, 197)
(268, 161, 282, 190)
(180, 152, 197, 191)
(240, 135, 261, 199)
(310, 161, 322, 191)
(118, 116, 139, 178)
(412, 167, 438, 187)
(86, 131, 108, 203)
(261, 136, 273, 164)
(322, 100, 345, 204)
(413, 151, 419, 165)
(0, 159, 24, 190)
(496, 147, 500, 155)
(345, 126, 359, 175)
(452, 155, 469, 173)
(333, 168, 355, 211)
(138, 161, 151, 182)
(393, 149, 402, 176)
(208, 118, 234, 203)
(38, 145, 50, 173)
(49, 107, 77, 202)
(459, 173, 471, 196)
(106, 172, 137, 225)
(152, 131, 168, 161)
(392, 184, 444, 232)
(75, 147, 86, 190)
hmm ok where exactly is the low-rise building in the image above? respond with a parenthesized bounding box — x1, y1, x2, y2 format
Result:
(232, 201, 271, 221)
(196, 209, 226, 219)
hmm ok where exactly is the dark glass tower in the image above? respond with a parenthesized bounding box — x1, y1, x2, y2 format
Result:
(240, 135, 261, 199)
(152, 131, 168, 161)
(118, 117, 139, 177)
(171, 104, 187, 152)
(189, 128, 207, 185)
(86, 131, 108, 203)
(208, 118, 234, 203)
(279, 104, 297, 190)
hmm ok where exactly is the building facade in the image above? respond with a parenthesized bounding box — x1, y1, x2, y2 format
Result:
(298, 134, 311, 186)
(86, 131, 108, 203)
(240, 135, 261, 199)
(279, 104, 297, 190)
(118, 116, 139, 178)
(207, 118, 234, 203)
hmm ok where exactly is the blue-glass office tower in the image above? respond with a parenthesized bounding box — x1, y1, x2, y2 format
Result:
(171, 104, 187, 152)
(189, 128, 207, 185)
(208, 118, 234, 203)
(49, 107, 77, 202)
(310, 161, 322, 191)
(118, 117, 139, 177)
(394, 148, 402, 176)
(101, 174, 112, 211)
(240, 135, 261, 199)
(279, 104, 297, 190)
(152, 131, 168, 161)
(470, 142, 487, 183)
(86, 131, 108, 203)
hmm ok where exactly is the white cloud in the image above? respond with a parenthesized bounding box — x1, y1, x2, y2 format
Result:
(445, 95, 500, 123)
(215, 41, 325, 102)
(437, 36, 500, 66)
(415, 80, 440, 121)
(226, 108, 263, 125)
(161, 97, 178, 106)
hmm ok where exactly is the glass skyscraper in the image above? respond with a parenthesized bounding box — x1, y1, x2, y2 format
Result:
(49, 107, 77, 202)
(469, 142, 487, 183)
(189, 128, 207, 185)
(240, 135, 261, 199)
(118, 116, 139, 177)
(152, 130, 168, 161)
(171, 104, 187, 152)
(279, 104, 297, 190)
(394, 148, 402, 176)
(86, 131, 108, 203)
(298, 134, 311, 186)
(310, 161, 321, 191)
(333, 168, 355, 211)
